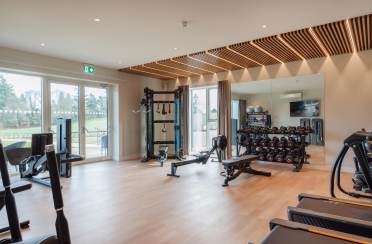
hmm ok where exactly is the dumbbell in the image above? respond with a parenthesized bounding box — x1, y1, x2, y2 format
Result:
(266, 149, 278, 162)
(287, 126, 296, 134)
(279, 126, 287, 134)
(269, 136, 279, 147)
(252, 137, 263, 147)
(258, 148, 268, 161)
(260, 138, 271, 147)
(278, 137, 288, 148)
(270, 127, 279, 134)
(285, 149, 301, 164)
(287, 137, 297, 148)
(274, 150, 286, 162)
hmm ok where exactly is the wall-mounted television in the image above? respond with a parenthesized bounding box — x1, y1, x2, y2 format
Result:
(290, 100, 320, 117)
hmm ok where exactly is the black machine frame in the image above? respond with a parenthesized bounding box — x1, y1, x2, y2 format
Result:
(330, 130, 372, 199)
(142, 87, 183, 162)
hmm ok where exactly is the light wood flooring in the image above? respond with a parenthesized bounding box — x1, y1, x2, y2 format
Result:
(0, 160, 359, 244)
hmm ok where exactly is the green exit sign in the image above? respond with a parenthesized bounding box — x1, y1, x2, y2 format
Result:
(83, 64, 95, 74)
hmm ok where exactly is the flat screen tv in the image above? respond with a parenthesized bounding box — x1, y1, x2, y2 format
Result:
(290, 100, 320, 117)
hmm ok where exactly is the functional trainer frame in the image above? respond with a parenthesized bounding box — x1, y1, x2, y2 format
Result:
(142, 87, 183, 162)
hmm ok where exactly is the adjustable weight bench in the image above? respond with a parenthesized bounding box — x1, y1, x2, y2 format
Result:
(221, 155, 271, 187)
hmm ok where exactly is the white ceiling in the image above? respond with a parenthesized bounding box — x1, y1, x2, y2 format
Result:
(231, 74, 324, 94)
(0, 0, 371, 69)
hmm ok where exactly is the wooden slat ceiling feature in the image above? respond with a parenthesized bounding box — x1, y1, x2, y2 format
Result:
(312, 20, 353, 56)
(252, 36, 302, 62)
(120, 68, 170, 80)
(229, 41, 280, 66)
(207, 47, 260, 68)
(157, 59, 207, 75)
(280, 29, 327, 59)
(144, 62, 191, 77)
(173, 55, 225, 73)
(349, 14, 372, 52)
(189, 51, 242, 71)
(121, 66, 176, 80)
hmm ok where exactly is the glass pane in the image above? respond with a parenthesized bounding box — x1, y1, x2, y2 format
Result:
(85, 87, 108, 158)
(50, 83, 79, 154)
(209, 88, 218, 120)
(191, 89, 207, 152)
(0, 72, 42, 173)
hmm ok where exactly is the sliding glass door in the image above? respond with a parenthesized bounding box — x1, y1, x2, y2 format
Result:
(190, 86, 218, 153)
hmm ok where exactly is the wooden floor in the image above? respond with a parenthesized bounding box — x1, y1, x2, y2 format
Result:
(0, 160, 357, 244)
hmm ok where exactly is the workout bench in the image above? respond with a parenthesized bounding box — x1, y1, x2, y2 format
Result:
(222, 155, 271, 186)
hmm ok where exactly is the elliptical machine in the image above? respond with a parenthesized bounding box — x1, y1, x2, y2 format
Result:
(330, 130, 372, 199)
(167, 135, 227, 177)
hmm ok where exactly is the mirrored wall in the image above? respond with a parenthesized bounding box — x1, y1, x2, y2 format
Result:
(231, 74, 325, 165)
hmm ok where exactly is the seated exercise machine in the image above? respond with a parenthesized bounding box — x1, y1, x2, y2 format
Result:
(261, 218, 372, 244)
(221, 155, 271, 187)
(7, 118, 84, 187)
(167, 135, 227, 177)
(0, 140, 71, 244)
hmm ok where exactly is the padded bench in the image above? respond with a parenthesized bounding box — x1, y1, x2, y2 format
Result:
(222, 155, 271, 186)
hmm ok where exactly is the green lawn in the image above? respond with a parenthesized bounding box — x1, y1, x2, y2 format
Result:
(0, 118, 107, 146)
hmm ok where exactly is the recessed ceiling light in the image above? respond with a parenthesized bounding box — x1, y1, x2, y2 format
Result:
(40, 43, 46, 47)
(94, 18, 101, 22)
(173, 47, 178, 50)
(262, 24, 267, 29)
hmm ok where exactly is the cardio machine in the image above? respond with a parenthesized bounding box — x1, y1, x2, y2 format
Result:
(0, 140, 71, 244)
(167, 135, 227, 177)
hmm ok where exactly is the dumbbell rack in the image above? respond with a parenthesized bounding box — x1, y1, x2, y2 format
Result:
(237, 128, 310, 172)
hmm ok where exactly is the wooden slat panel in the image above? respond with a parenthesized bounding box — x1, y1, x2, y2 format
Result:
(173, 55, 225, 73)
(280, 29, 326, 59)
(207, 47, 260, 68)
(158, 59, 207, 75)
(349, 14, 372, 52)
(229, 41, 280, 65)
(189, 51, 241, 70)
(120, 67, 173, 80)
(252, 36, 302, 62)
(144, 62, 190, 77)
(312, 20, 352, 55)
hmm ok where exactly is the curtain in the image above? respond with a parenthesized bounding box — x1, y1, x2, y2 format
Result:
(218, 80, 232, 159)
(181, 85, 189, 155)
(238, 99, 247, 128)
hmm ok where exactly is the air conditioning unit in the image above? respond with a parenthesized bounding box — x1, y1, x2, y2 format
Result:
(280, 92, 302, 99)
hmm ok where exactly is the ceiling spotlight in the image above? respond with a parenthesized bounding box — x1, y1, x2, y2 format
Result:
(40, 43, 46, 47)
(94, 18, 101, 22)
(262, 24, 267, 29)
(173, 47, 178, 50)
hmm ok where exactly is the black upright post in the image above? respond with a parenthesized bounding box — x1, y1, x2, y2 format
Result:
(45, 144, 71, 244)
(174, 88, 182, 157)
(0, 140, 22, 242)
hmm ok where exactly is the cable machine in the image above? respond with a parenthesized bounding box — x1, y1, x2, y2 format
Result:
(142, 87, 183, 162)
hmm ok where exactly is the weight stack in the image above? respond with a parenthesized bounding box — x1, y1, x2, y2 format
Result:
(311, 119, 324, 145)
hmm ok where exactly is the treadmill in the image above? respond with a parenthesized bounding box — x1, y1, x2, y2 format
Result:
(261, 218, 372, 244)
(286, 131, 372, 238)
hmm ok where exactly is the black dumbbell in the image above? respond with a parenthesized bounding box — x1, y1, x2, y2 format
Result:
(252, 137, 262, 147)
(285, 149, 301, 164)
(287, 126, 296, 134)
(279, 126, 287, 134)
(258, 148, 268, 161)
(260, 138, 271, 147)
(278, 137, 288, 148)
(269, 137, 279, 147)
(271, 127, 279, 134)
(266, 149, 278, 162)
(275, 150, 286, 162)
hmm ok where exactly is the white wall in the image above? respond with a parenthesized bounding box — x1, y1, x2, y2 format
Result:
(0, 47, 164, 161)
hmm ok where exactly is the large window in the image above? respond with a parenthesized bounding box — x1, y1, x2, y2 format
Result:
(190, 86, 218, 153)
(0, 72, 42, 147)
